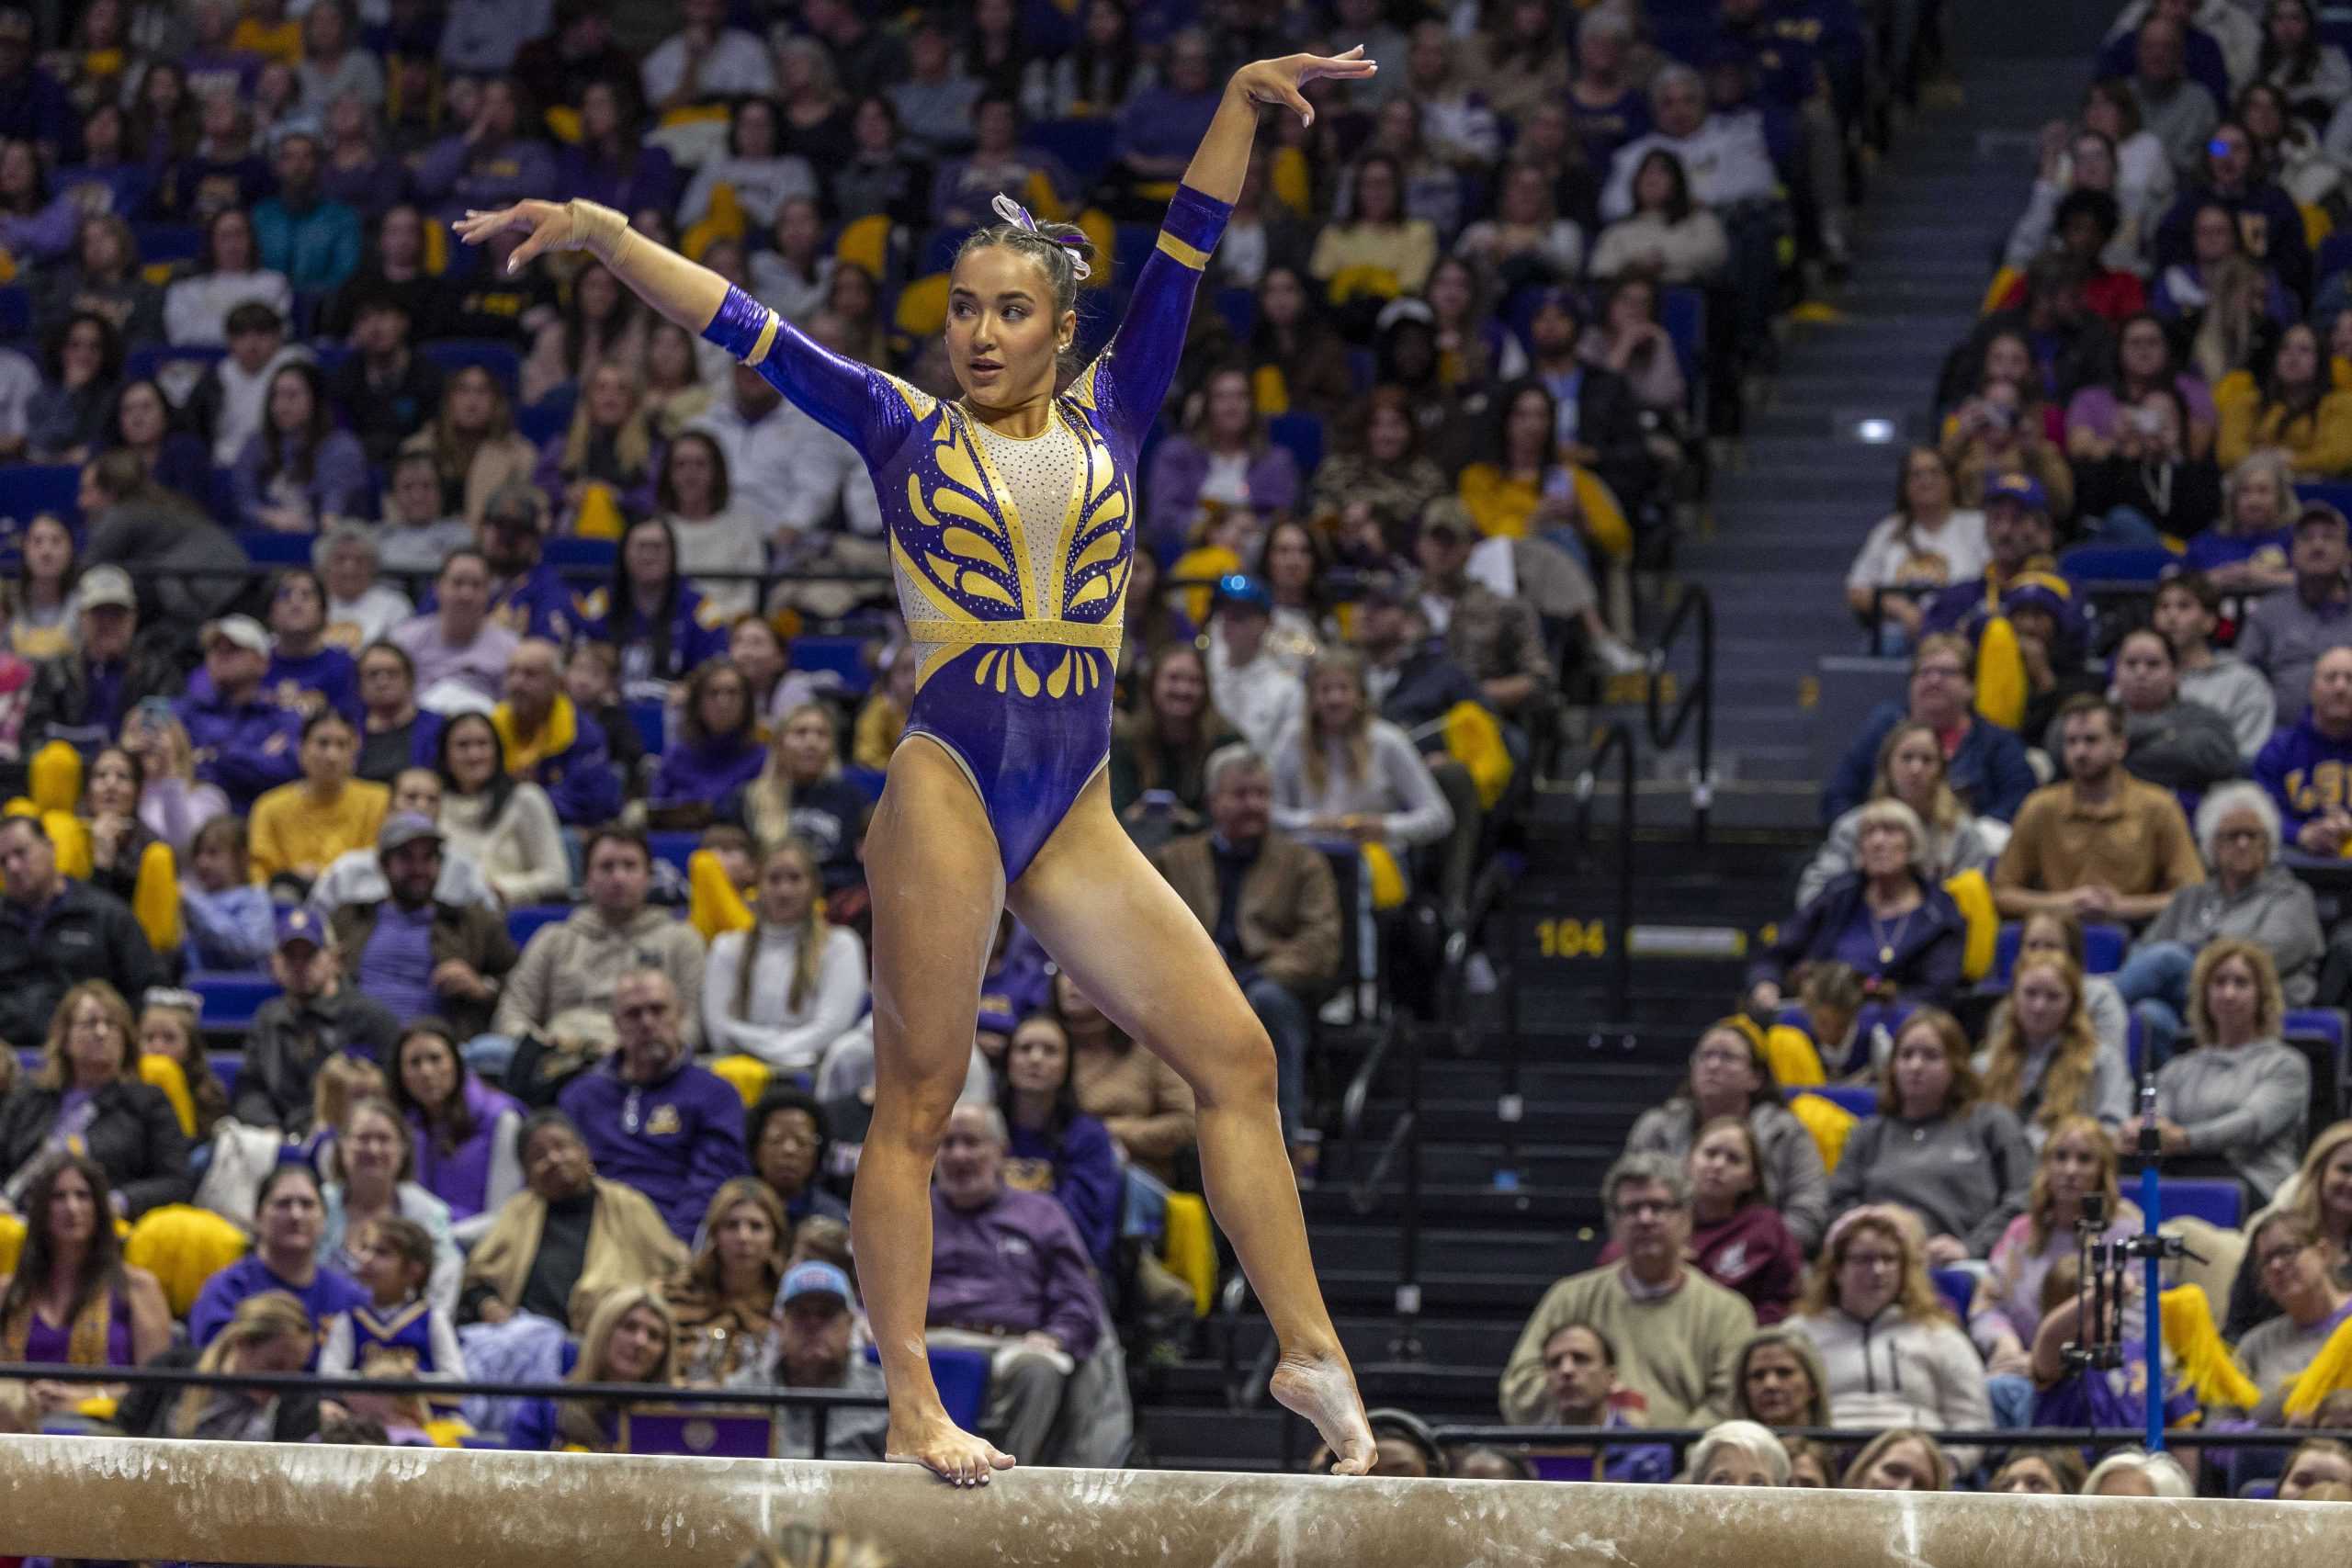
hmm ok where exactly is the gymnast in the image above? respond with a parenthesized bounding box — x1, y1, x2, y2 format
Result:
(457, 46, 1381, 1484)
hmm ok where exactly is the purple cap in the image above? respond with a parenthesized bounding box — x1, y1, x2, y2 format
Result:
(275, 905, 326, 951)
(1984, 471, 2048, 513)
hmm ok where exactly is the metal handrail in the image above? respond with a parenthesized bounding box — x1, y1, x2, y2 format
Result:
(1573, 719, 1639, 1021)
(1642, 584, 1714, 845)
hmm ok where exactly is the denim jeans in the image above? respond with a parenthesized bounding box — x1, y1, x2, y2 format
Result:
(2082, 505, 2167, 548)
(2115, 941, 2196, 1066)
(1986, 1372, 2038, 1429)
(1243, 974, 1313, 1141)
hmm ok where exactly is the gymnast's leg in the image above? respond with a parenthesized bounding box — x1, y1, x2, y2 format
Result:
(857, 739, 1012, 1484)
(1010, 772, 1375, 1474)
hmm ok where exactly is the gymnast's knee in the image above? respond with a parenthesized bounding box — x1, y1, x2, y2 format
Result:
(870, 1069, 969, 1149)
(1181, 1018, 1281, 1112)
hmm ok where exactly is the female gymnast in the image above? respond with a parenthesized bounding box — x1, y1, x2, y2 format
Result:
(457, 46, 1381, 1484)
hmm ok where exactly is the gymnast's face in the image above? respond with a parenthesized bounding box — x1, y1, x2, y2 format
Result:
(945, 244, 1076, 412)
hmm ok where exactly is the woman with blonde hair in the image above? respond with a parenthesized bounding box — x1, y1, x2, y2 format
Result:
(505, 1285, 680, 1451)
(2223, 1119, 2352, 1339)
(1730, 1325, 1834, 1427)
(1826, 1009, 2033, 1262)
(727, 704, 869, 895)
(661, 1177, 789, 1385)
(158, 1290, 319, 1440)
(1797, 720, 1995, 905)
(1268, 648, 1453, 861)
(702, 839, 869, 1077)
(537, 360, 658, 529)
(2137, 937, 2308, 1203)
(1972, 1116, 2139, 1373)
(1792, 1206, 1993, 1471)
(1977, 952, 2132, 1144)
(1839, 1427, 1953, 1490)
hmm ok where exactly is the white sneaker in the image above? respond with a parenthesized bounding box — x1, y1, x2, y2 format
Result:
(1595, 637, 1648, 676)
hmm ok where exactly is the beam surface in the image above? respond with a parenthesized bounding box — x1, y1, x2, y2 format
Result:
(0, 1434, 2342, 1568)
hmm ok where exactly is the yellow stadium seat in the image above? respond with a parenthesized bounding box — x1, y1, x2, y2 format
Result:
(1789, 1090, 1858, 1173)
(709, 1055, 773, 1111)
(834, 214, 893, 277)
(894, 273, 952, 339)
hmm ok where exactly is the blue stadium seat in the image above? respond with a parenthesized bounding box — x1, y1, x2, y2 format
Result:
(506, 903, 571, 947)
(2058, 545, 2174, 588)
(189, 973, 281, 1032)
(628, 699, 666, 754)
(1267, 412, 1324, 477)
(208, 1052, 239, 1105)
(647, 830, 700, 874)
(238, 530, 322, 565)
(2158, 1179, 2244, 1229)
(0, 286, 27, 336)
(1659, 286, 1704, 385)
(1991, 921, 2127, 984)
(2, 465, 81, 525)
(125, 343, 226, 385)
(517, 399, 571, 446)
(1929, 1268, 1974, 1324)
(421, 340, 523, 396)
(2300, 479, 2352, 522)
(546, 536, 617, 572)
(2283, 1008, 2348, 1122)
(310, 343, 351, 376)
(865, 1342, 989, 1434)
(133, 222, 202, 265)
(790, 634, 873, 694)
(1029, 118, 1116, 185)
(1791, 1084, 1876, 1119)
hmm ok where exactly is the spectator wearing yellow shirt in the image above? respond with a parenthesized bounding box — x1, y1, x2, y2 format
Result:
(851, 649, 914, 772)
(247, 709, 389, 892)
(229, 0, 303, 66)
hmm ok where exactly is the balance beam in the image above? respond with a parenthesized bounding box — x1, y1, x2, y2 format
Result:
(0, 1434, 2341, 1567)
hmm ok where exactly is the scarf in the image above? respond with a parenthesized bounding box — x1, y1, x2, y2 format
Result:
(0, 1283, 116, 1366)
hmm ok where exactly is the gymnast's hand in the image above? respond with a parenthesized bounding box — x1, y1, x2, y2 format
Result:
(455, 200, 599, 271)
(1228, 46, 1377, 129)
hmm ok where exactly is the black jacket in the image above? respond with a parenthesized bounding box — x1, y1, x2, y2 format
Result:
(0, 1076, 190, 1215)
(22, 632, 185, 755)
(1746, 870, 1968, 1006)
(1372, 641, 1487, 754)
(235, 987, 404, 1133)
(0, 879, 166, 1048)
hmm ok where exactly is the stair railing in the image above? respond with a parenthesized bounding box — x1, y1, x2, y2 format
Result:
(1572, 719, 1639, 1021)
(1642, 583, 1715, 846)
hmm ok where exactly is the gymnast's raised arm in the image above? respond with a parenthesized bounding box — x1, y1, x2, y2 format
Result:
(452, 196, 895, 452)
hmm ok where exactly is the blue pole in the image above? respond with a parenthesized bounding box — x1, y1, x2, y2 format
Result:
(2140, 1160, 2165, 1453)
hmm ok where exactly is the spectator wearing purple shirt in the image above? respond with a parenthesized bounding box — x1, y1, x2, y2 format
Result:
(413, 79, 559, 223)
(925, 1102, 1105, 1463)
(330, 814, 517, 1042)
(1107, 28, 1221, 214)
(187, 1164, 368, 1361)
(650, 658, 765, 816)
(558, 968, 749, 1241)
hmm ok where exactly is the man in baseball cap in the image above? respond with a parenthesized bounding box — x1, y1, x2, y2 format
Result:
(766, 1259, 888, 1458)
(2239, 501, 2352, 728)
(177, 615, 303, 813)
(1917, 470, 2086, 650)
(236, 905, 402, 1131)
(324, 812, 516, 1040)
(1208, 574, 1301, 756)
(21, 564, 183, 764)
(468, 482, 577, 642)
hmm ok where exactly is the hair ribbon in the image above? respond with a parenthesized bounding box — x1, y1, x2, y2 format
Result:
(989, 191, 1091, 280)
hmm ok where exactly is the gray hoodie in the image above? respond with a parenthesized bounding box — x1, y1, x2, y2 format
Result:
(2178, 655, 2277, 761)
(2139, 863, 2324, 1004)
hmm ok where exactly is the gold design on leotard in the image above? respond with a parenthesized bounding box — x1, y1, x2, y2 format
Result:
(898, 409, 1028, 621)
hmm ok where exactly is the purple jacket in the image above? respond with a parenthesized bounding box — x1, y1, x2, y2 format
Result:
(554, 144, 681, 225)
(559, 1055, 749, 1241)
(413, 134, 560, 220)
(1142, 436, 1300, 561)
(176, 688, 302, 811)
(408, 1074, 524, 1223)
(925, 1184, 1102, 1359)
(650, 736, 765, 811)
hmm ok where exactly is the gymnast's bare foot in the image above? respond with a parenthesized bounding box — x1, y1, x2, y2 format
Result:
(1272, 1348, 1375, 1475)
(886, 1410, 1014, 1488)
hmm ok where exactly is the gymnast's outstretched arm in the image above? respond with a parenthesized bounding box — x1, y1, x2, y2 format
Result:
(452, 200, 904, 454)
